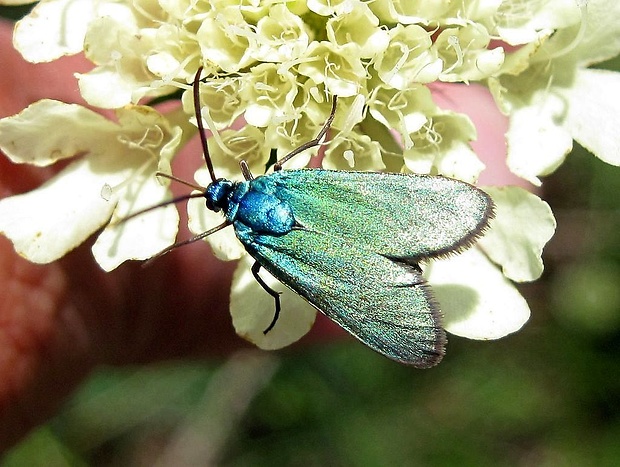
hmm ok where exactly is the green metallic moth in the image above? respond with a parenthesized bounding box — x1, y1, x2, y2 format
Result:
(145, 68, 494, 368)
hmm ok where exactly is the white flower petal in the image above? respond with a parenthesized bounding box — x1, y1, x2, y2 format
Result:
(196, 10, 256, 73)
(479, 187, 556, 282)
(323, 132, 384, 171)
(146, 52, 181, 77)
(368, 0, 450, 25)
(12, 0, 134, 62)
(92, 175, 179, 271)
(230, 257, 317, 350)
(0, 0, 35, 5)
(298, 41, 366, 97)
(0, 100, 118, 166)
(505, 91, 573, 185)
(560, 68, 620, 166)
(0, 157, 119, 263)
(434, 141, 485, 184)
(77, 68, 136, 109)
(253, 4, 310, 62)
(427, 248, 531, 340)
(567, 0, 620, 66)
(77, 14, 167, 108)
(495, 0, 581, 46)
(13, 0, 94, 62)
(307, 0, 356, 16)
(325, 1, 389, 59)
(0, 101, 183, 268)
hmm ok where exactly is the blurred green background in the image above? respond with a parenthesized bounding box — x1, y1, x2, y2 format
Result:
(2, 5, 620, 466)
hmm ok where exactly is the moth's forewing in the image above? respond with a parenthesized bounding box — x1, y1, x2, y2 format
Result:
(262, 170, 493, 260)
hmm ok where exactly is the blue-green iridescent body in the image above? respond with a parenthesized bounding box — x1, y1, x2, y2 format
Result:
(205, 169, 493, 368)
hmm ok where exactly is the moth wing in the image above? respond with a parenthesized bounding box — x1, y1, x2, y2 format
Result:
(239, 228, 446, 368)
(262, 170, 493, 260)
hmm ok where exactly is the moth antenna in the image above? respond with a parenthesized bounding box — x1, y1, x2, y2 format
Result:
(193, 66, 217, 183)
(110, 191, 205, 226)
(274, 97, 338, 171)
(155, 171, 204, 191)
(122, 67, 230, 263)
(142, 221, 231, 267)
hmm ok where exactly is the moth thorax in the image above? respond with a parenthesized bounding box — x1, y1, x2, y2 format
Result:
(238, 191, 295, 235)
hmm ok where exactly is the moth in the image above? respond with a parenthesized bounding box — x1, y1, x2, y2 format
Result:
(138, 68, 493, 368)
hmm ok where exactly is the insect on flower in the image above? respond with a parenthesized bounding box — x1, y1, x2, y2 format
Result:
(127, 67, 493, 368)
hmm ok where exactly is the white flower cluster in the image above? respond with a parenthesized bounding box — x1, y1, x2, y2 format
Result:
(0, 0, 618, 350)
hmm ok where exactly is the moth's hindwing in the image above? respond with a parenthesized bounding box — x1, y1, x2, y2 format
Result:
(237, 227, 446, 368)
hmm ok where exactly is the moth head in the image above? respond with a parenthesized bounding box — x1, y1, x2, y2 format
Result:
(205, 178, 234, 212)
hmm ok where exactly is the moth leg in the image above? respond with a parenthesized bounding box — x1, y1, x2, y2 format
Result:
(251, 262, 282, 334)
(239, 160, 254, 181)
